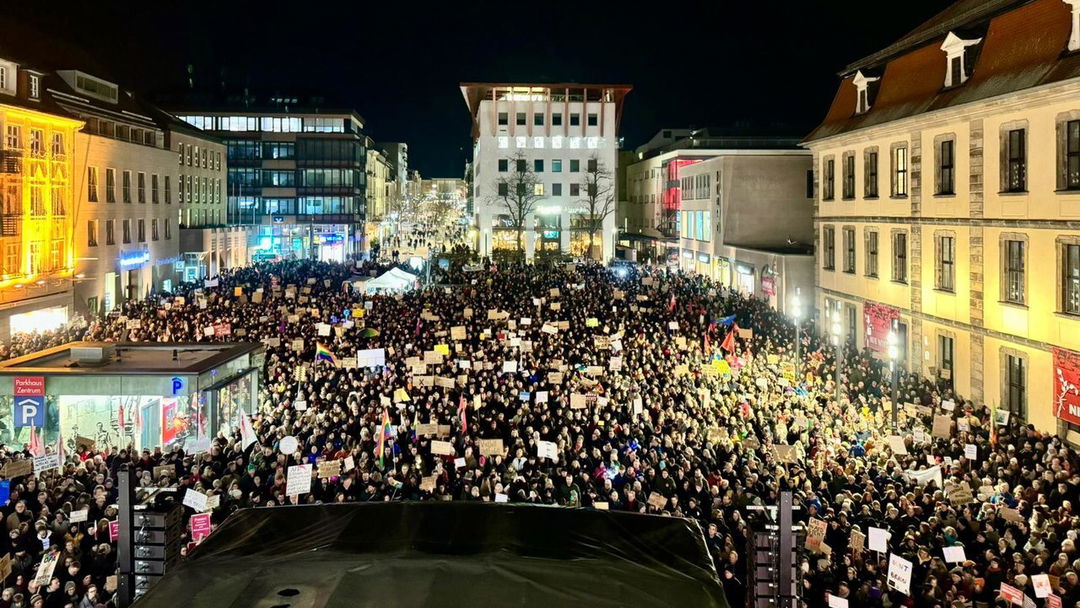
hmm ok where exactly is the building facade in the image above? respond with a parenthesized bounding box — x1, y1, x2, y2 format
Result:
(621, 131, 814, 311)
(462, 83, 631, 260)
(0, 58, 82, 340)
(174, 104, 368, 262)
(365, 147, 392, 252)
(803, 0, 1080, 434)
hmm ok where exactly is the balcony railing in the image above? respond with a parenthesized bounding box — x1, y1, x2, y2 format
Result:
(0, 150, 23, 173)
(0, 215, 21, 237)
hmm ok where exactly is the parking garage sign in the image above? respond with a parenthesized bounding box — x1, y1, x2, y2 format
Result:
(13, 376, 45, 429)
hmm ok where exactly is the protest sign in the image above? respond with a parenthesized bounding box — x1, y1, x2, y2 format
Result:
(932, 415, 952, 438)
(183, 489, 208, 512)
(286, 464, 312, 496)
(1032, 574, 1053, 598)
(826, 594, 849, 608)
(849, 529, 865, 552)
(190, 513, 212, 541)
(999, 583, 1025, 606)
(868, 526, 889, 552)
(33, 454, 60, 476)
(943, 545, 967, 563)
(886, 435, 908, 455)
(887, 553, 913, 595)
(772, 445, 797, 463)
(416, 423, 438, 436)
(537, 440, 557, 461)
(420, 476, 437, 492)
(964, 444, 977, 460)
(430, 441, 454, 456)
(343, 456, 355, 472)
(394, 388, 411, 403)
(647, 492, 668, 510)
(946, 482, 974, 506)
(33, 551, 59, 587)
(805, 518, 827, 552)
(70, 508, 89, 523)
(451, 326, 467, 340)
(478, 439, 504, 456)
(0, 553, 10, 584)
(318, 459, 341, 478)
(2, 460, 31, 479)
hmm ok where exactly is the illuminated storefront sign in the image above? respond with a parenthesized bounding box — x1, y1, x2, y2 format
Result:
(119, 251, 151, 268)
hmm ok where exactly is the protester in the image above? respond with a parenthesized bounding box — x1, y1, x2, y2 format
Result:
(0, 233, 1069, 608)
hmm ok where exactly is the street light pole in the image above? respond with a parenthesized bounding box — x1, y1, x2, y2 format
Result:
(829, 301, 842, 406)
(887, 320, 900, 430)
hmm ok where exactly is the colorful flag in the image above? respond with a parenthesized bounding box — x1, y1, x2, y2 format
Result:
(458, 394, 468, 434)
(361, 328, 381, 338)
(28, 424, 43, 458)
(376, 409, 392, 468)
(715, 314, 736, 327)
(720, 329, 736, 354)
(315, 342, 337, 365)
(668, 292, 676, 313)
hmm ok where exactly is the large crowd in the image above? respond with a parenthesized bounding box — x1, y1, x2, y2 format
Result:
(0, 233, 1071, 608)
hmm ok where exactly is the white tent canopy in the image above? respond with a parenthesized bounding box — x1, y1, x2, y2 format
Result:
(354, 267, 419, 294)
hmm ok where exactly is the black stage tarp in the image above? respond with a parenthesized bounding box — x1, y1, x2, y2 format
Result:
(133, 502, 730, 607)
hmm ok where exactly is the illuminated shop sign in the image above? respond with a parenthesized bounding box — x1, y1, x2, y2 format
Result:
(119, 251, 151, 268)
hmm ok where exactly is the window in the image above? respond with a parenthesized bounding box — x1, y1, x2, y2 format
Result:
(122, 219, 131, 244)
(842, 153, 855, 199)
(892, 146, 908, 196)
(864, 150, 879, 197)
(3, 242, 17, 275)
(552, 159, 562, 173)
(1064, 243, 1080, 315)
(516, 112, 526, 126)
(105, 169, 116, 203)
(164, 218, 171, 240)
(533, 137, 544, 149)
(49, 240, 61, 271)
(534, 160, 544, 172)
(587, 113, 597, 126)
(27, 242, 40, 274)
(87, 167, 99, 202)
(551, 136, 563, 149)
(1005, 354, 1026, 417)
(822, 158, 835, 200)
(514, 159, 526, 172)
(86, 220, 98, 247)
(5, 125, 20, 149)
(937, 235, 955, 291)
(853, 71, 878, 114)
(498, 183, 509, 196)
(51, 186, 64, 216)
(843, 227, 855, 273)
(137, 172, 146, 203)
(534, 183, 544, 196)
(164, 176, 171, 204)
(552, 113, 562, 126)
(941, 32, 981, 87)
(29, 129, 44, 157)
(937, 139, 955, 195)
(498, 159, 508, 172)
(552, 183, 562, 196)
(122, 171, 132, 203)
(1004, 239, 1025, 304)
(822, 226, 835, 270)
(534, 113, 544, 126)
(497, 112, 508, 126)
(1066, 120, 1080, 190)
(151, 174, 159, 204)
(587, 158, 597, 172)
(137, 219, 145, 243)
(939, 335, 954, 389)
(151, 219, 159, 241)
(29, 186, 44, 216)
(570, 159, 580, 173)
(570, 113, 580, 126)
(806, 169, 814, 198)
(892, 232, 907, 283)
(1005, 128, 1026, 192)
(866, 230, 879, 278)
(0, 67, 8, 91)
(51, 133, 64, 157)
(497, 136, 509, 149)
(105, 220, 115, 245)
(515, 136, 527, 149)
(570, 183, 580, 196)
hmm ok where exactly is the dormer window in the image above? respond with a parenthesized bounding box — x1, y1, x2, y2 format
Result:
(1066, 0, 1080, 52)
(940, 32, 982, 88)
(28, 75, 39, 99)
(853, 70, 879, 114)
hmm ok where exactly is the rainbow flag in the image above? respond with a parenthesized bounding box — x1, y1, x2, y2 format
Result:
(376, 409, 392, 467)
(315, 342, 337, 365)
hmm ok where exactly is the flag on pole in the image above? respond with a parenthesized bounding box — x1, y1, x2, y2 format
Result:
(458, 394, 468, 434)
(28, 424, 44, 457)
(117, 404, 126, 432)
(55, 431, 64, 466)
(668, 292, 677, 313)
(314, 342, 337, 365)
(239, 415, 257, 451)
(720, 329, 736, 354)
(376, 409, 392, 468)
(703, 330, 710, 354)
(716, 314, 736, 327)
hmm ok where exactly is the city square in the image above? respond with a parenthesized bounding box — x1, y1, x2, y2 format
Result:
(0, 0, 1076, 607)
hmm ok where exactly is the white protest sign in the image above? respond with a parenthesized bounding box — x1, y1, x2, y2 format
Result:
(964, 444, 977, 460)
(537, 440, 557, 461)
(1032, 574, 1053, 598)
(279, 436, 299, 455)
(495, 493, 509, 503)
(887, 553, 913, 595)
(868, 526, 889, 553)
(356, 348, 387, 368)
(942, 545, 967, 563)
(183, 489, 208, 512)
(286, 464, 313, 497)
(827, 594, 849, 608)
(70, 509, 89, 523)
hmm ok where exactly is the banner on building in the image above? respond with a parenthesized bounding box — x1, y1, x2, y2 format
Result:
(863, 302, 899, 354)
(1053, 347, 1080, 425)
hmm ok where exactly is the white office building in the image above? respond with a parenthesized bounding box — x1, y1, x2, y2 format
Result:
(461, 83, 631, 260)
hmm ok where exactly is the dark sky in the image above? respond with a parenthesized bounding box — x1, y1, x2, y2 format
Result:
(4, 0, 949, 177)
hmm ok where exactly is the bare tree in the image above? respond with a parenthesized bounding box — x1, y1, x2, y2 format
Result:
(578, 156, 616, 260)
(489, 154, 543, 252)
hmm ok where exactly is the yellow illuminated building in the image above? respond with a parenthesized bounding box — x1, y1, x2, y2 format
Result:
(0, 94, 82, 339)
(804, 0, 1080, 434)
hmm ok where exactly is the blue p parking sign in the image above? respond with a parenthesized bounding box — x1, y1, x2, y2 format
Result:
(14, 396, 45, 428)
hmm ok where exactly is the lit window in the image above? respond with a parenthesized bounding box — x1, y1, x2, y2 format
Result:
(551, 136, 563, 149)
(534, 183, 544, 196)
(533, 137, 544, 149)
(569, 137, 581, 149)
(586, 137, 599, 149)
(28, 75, 39, 99)
(497, 137, 509, 149)
(515, 136, 527, 149)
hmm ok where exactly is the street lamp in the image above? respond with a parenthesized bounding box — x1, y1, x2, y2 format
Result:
(791, 288, 802, 378)
(829, 302, 842, 405)
(887, 320, 900, 430)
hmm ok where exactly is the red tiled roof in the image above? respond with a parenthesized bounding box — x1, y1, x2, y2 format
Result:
(806, 0, 1079, 143)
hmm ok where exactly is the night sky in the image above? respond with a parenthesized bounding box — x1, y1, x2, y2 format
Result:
(4, 0, 950, 177)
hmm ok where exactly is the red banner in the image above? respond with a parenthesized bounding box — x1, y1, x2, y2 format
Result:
(14, 376, 45, 397)
(161, 398, 180, 444)
(1054, 347, 1080, 425)
(761, 277, 776, 297)
(863, 302, 899, 354)
(999, 583, 1024, 606)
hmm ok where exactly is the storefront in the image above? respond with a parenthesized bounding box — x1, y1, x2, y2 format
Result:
(734, 263, 755, 296)
(694, 252, 711, 277)
(0, 342, 263, 453)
